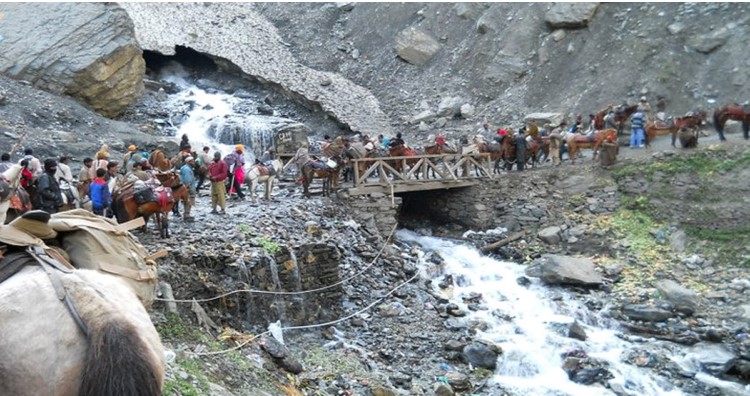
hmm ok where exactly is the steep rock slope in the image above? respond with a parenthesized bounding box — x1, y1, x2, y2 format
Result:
(256, 2, 750, 135)
(0, 3, 144, 117)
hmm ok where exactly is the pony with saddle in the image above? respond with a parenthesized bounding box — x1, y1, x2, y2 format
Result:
(244, 159, 283, 201)
(111, 171, 187, 238)
(498, 135, 545, 170)
(0, 210, 164, 396)
(300, 137, 348, 197)
(713, 103, 750, 141)
(645, 111, 707, 147)
(468, 136, 504, 175)
(388, 143, 421, 176)
(148, 148, 172, 172)
(565, 128, 617, 165)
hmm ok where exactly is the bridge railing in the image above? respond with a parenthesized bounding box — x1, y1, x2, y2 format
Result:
(350, 153, 493, 189)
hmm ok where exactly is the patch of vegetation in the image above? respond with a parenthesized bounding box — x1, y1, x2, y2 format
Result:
(613, 149, 750, 181)
(567, 194, 587, 207)
(237, 223, 253, 234)
(158, 313, 193, 341)
(684, 224, 750, 268)
(297, 345, 368, 380)
(474, 367, 494, 380)
(256, 236, 281, 255)
(163, 357, 212, 396)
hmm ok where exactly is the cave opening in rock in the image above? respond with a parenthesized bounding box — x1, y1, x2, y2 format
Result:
(143, 46, 218, 77)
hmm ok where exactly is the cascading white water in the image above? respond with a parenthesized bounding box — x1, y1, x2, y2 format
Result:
(398, 229, 685, 396)
(160, 74, 302, 164)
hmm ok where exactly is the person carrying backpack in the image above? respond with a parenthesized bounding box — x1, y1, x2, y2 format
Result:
(36, 159, 64, 214)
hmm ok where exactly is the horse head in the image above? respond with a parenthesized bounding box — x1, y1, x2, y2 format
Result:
(2, 164, 23, 189)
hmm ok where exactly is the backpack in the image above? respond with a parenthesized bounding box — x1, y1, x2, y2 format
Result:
(48, 209, 165, 307)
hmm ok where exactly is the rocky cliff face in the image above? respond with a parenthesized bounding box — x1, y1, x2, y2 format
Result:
(121, 2, 392, 137)
(254, 2, 750, 138)
(0, 3, 144, 117)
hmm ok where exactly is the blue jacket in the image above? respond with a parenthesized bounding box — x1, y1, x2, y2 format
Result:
(180, 163, 196, 189)
(631, 111, 645, 130)
(90, 179, 111, 209)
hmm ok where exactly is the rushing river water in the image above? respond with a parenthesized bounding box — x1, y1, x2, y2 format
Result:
(398, 229, 686, 396)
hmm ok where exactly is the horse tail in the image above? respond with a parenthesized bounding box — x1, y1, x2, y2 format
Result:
(713, 107, 723, 134)
(78, 317, 162, 396)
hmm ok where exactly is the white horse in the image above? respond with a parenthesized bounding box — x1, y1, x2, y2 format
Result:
(0, 164, 25, 224)
(244, 159, 283, 201)
(0, 260, 165, 396)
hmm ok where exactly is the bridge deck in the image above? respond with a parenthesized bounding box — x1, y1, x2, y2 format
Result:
(347, 153, 492, 196)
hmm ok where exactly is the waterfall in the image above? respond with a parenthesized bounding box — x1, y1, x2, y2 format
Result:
(285, 245, 307, 322)
(160, 73, 309, 163)
(397, 229, 685, 396)
(265, 254, 288, 323)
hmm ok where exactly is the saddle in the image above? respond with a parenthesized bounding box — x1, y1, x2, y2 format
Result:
(486, 143, 501, 152)
(10, 187, 32, 212)
(573, 135, 594, 144)
(652, 120, 672, 129)
(255, 165, 270, 176)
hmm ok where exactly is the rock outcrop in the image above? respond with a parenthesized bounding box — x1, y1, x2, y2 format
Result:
(121, 3, 391, 137)
(544, 3, 600, 29)
(395, 28, 441, 66)
(0, 3, 144, 117)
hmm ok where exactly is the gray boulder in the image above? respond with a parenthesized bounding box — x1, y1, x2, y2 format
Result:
(655, 279, 700, 315)
(669, 229, 688, 253)
(688, 27, 730, 54)
(525, 255, 604, 286)
(437, 97, 464, 117)
(545, 3, 599, 29)
(622, 304, 674, 322)
(538, 226, 562, 244)
(395, 28, 441, 66)
(678, 343, 737, 376)
(462, 342, 500, 369)
(525, 113, 565, 127)
(0, 3, 145, 117)
(460, 104, 475, 119)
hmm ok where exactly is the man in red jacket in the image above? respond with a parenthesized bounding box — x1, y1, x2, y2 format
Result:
(208, 151, 228, 214)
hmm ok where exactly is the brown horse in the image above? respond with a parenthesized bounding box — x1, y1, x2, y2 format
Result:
(713, 103, 750, 141)
(645, 111, 707, 147)
(614, 104, 639, 135)
(300, 162, 338, 197)
(148, 149, 172, 171)
(499, 136, 544, 170)
(565, 128, 617, 165)
(594, 104, 614, 130)
(112, 183, 188, 238)
(388, 144, 420, 175)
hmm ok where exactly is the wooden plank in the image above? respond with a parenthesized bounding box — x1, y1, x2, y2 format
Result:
(480, 231, 526, 253)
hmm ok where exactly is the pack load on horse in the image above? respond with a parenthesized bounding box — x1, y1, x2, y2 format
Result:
(0, 210, 165, 396)
(287, 146, 339, 197)
(713, 102, 750, 141)
(645, 110, 707, 147)
(111, 171, 187, 238)
(244, 158, 284, 201)
(472, 135, 504, 174)
(564, 128, 617, 165)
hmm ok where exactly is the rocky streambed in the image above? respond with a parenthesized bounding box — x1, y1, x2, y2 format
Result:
(137, 145, 750, 395)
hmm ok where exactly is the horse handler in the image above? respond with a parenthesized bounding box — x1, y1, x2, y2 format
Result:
(208, 152, 227, 215)
(179, 157, 197, 222)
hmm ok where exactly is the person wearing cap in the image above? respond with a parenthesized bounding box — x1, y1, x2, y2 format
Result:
(208, 151, 228, 215)
(36, 159, 64, 213)
(126, 160, 150, 182)
(639, 96, 653, 122)
(630, 106, 646, 148)
(123, 145, 140, 174)
(180, 156, 197, 221)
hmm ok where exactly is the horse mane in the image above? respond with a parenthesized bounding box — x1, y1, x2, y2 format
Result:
(2, 164, 23, 188)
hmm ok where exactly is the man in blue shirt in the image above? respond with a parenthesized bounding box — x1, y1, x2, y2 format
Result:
(630, 107, 646, 148)
(180, 157, 197, 222)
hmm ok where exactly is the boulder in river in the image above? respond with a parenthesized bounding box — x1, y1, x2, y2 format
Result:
(525, 254, 604, 287)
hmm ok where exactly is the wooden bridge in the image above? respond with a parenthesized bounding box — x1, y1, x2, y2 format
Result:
(347, 153, 494, 195)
